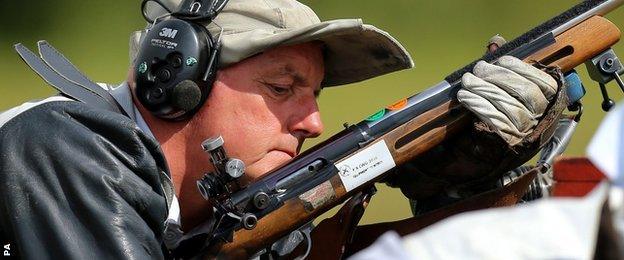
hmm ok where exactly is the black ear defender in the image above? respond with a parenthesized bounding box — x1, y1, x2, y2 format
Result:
(135, 0, 229, 120)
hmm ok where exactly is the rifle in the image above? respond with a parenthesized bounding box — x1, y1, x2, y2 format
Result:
(197, 0, 624, 257)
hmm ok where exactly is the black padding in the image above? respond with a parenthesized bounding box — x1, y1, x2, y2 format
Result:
(445, 0, 608, 83)
(172, 80, 202, 111)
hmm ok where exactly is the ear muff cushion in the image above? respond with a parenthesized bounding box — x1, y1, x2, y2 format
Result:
(172, 80, 202, 111)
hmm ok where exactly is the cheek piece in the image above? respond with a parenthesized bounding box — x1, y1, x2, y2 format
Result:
(135, 0, 229, 120)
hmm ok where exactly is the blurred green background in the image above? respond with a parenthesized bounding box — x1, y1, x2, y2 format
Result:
(2, 0, 623, 225)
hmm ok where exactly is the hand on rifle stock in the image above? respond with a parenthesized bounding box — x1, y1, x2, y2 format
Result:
(458, 56, 559, 145)
(386, 37, 566, 204)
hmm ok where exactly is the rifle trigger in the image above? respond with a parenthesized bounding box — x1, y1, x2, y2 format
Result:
(346, 185, 376, 245)
(294, 229, 313, 260)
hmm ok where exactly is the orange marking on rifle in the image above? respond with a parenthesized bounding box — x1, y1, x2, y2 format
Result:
(386, 98, 407, 110)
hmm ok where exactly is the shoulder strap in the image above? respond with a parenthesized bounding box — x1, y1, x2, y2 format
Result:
(14, 42, 128, 117)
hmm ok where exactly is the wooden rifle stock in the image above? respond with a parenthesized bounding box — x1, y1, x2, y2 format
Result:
(210, 16, 621, 259)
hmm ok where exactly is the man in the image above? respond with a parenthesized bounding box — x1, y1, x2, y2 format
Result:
(0, 0, 560, 259)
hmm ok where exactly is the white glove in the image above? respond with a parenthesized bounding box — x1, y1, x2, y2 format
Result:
(457, 56, 558, 146)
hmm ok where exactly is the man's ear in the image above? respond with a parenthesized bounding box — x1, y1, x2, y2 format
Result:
(129, 30, 143, 64)
(127, 66, 136, 89)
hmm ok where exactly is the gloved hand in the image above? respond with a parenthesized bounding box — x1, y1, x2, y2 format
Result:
(457, 56, 559, 145)
(385, 50, 567, 207)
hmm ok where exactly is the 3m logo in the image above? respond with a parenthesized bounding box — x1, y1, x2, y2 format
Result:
(159, 28, 178, 39)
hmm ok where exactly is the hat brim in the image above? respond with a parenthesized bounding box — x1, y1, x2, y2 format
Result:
(217, 19, 414, 87)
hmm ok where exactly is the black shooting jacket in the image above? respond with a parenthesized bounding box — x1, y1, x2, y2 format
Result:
(0, 92, 307, 259)
(0, 97, 174, 259)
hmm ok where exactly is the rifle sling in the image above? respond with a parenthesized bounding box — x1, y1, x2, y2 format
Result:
(14, 42, 127, 116)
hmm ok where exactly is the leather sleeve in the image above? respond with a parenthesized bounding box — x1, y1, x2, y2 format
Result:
(0, 101, 170, 259)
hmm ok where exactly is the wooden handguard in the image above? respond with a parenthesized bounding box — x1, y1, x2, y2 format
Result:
(209, 16, 621, 259)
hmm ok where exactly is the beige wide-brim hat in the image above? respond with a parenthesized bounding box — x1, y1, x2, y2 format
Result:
(131, 0, 414, 87)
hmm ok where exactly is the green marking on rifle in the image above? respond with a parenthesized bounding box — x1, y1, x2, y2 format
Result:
(365, 109, 386, 122)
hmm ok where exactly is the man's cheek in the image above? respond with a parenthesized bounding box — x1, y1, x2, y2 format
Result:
(242, 152, 291, 183)
(223, 130, 269, 163)
(239, 162, 269, 185)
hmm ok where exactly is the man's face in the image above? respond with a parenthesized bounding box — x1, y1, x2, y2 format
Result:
(191, 42, 325, 183)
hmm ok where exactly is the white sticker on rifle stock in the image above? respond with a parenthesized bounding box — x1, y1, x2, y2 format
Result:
(336, 140, 396, 192)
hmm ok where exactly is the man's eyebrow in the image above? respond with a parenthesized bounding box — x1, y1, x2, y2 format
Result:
(270, 63, 323, 96)
(277, 64, 309, 86)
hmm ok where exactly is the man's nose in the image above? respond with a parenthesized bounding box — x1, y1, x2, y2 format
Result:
(289, 98, 324, 139)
